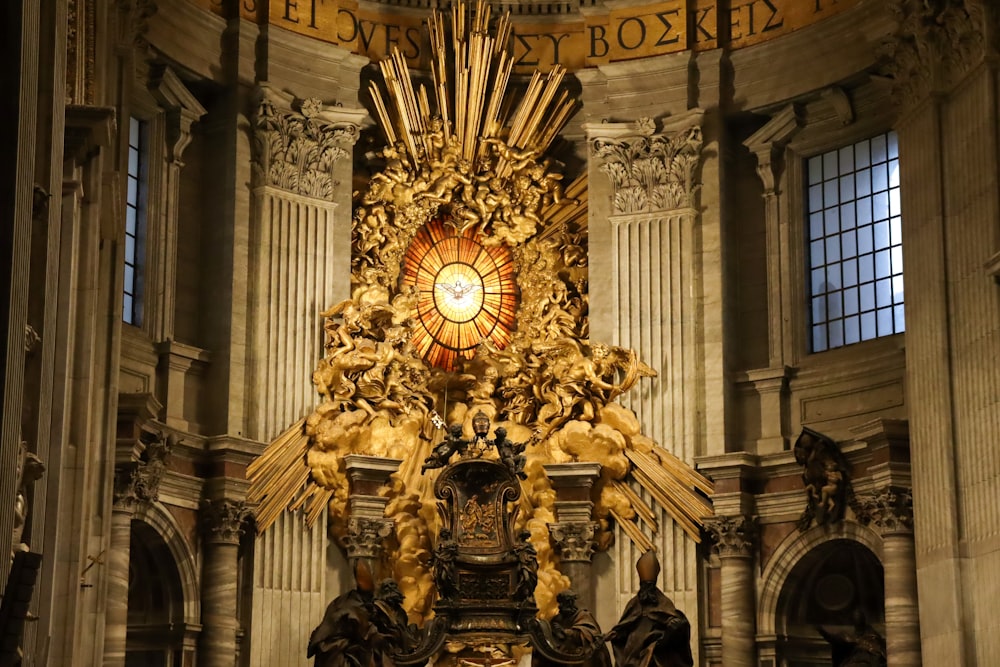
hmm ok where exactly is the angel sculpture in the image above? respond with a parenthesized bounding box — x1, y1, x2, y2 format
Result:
(793, 427, 851, 530)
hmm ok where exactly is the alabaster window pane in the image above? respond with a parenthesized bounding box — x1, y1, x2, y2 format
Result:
(871, 134, 888, 163)
(844, 316, 861, 344)
(843, 287, 859, 316)
(805, 131, 905, 352)
(808, 155, 823, 184)
(856, 168, 872, 197)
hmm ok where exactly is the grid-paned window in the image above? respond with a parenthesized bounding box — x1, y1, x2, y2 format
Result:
(806, 131, 904, 352)
(124, 116, 147, 325)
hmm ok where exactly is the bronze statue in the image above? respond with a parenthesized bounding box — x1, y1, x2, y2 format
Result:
(431, 528, 459, 600)
(532, 590, 612, 667)
(422, 424, 470, 473)
(493, 427, 527, 480)
(606, 550, 694, 667)
(512, 530, 538, 603)
(307, 562, 378, 667)
(372, 578, 420, 659)
(817, 609, 887, 667)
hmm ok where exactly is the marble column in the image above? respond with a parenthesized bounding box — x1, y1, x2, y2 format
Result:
(103, 494, 136, 667)
(200, 499, 252, 667)
(103, 399, 169, 667)
(543, 462, 601, 610)
(704, 515, 758, 667)
(343, 455, 401, 575)
(858, 487, 920, 667)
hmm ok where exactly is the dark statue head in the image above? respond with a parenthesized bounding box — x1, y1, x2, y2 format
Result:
(377, 578, 405, 606)
(556, 590, 578, 615)
(472, 411, 490, 438)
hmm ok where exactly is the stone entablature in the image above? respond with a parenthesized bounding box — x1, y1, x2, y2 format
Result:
(182, 0, 861, 73)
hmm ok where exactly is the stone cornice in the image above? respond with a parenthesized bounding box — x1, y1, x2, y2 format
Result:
(148, 64, 207, 162)
(743, 104, 803, 193)
(157, 470, 205, 509)
(64, 105, 117, 164)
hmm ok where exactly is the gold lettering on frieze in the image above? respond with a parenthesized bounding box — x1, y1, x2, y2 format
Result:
(245, 0, 859, 72)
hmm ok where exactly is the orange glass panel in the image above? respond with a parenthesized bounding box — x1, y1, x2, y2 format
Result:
(400, 220, 519, 370)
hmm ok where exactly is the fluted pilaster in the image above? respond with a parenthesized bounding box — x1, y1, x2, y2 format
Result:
(246, 85, 365, 667)
(588, 111, 705, 642)
(888, 4, 1000, 662)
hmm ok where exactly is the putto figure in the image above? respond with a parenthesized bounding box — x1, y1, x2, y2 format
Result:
(793, 426, 851, 529)
(606, 550, 694, 667)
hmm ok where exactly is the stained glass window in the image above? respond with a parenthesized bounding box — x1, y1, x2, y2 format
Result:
(400, 219, 519, 370)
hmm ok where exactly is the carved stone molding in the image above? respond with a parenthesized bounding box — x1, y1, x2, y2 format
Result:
(66, 0, 97, 104)
(201, 499, 253, 544)
(117, 0, 157, 50)
(24, 325, 40, 355)
(343, 516, 394, 560)
(592, 117, 703, 214)
(251, 87, 361, 200)
(703, 514, 759, 559)
(880, 0, 996, 107)
(855, 486, 914, 535)
(549, 521, 598, 562)
(113, 433, 172, 511)
(743, 104, 802, 195)
(149, 65, 207, 164)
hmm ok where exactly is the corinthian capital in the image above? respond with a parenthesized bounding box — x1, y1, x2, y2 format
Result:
(592, 115, 703, 214)
(549, 521, 598, 562)
(201, 499, 254, 544)
(251, 86, 362, 200)
(855, 486, 913, 534)
(342, 517, 394, 560)
(879, 0, 996, 106)
(703, 514, 758, 559)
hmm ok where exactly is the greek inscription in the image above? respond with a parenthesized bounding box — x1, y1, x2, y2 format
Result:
(693, 7, 716, 42)
(514, 33, 540, 67)
(655, 10, 680, 46)
(590, 24, 609, 58)
(731, 0, 783, 40)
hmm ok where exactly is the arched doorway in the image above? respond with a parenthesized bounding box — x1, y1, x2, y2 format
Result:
(125, 520, 187, 667)
(774, 538, 884, 666)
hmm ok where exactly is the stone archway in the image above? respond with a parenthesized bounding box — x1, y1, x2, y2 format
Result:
(125, 520, 188, 667)
(773, 538, 884, 667)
